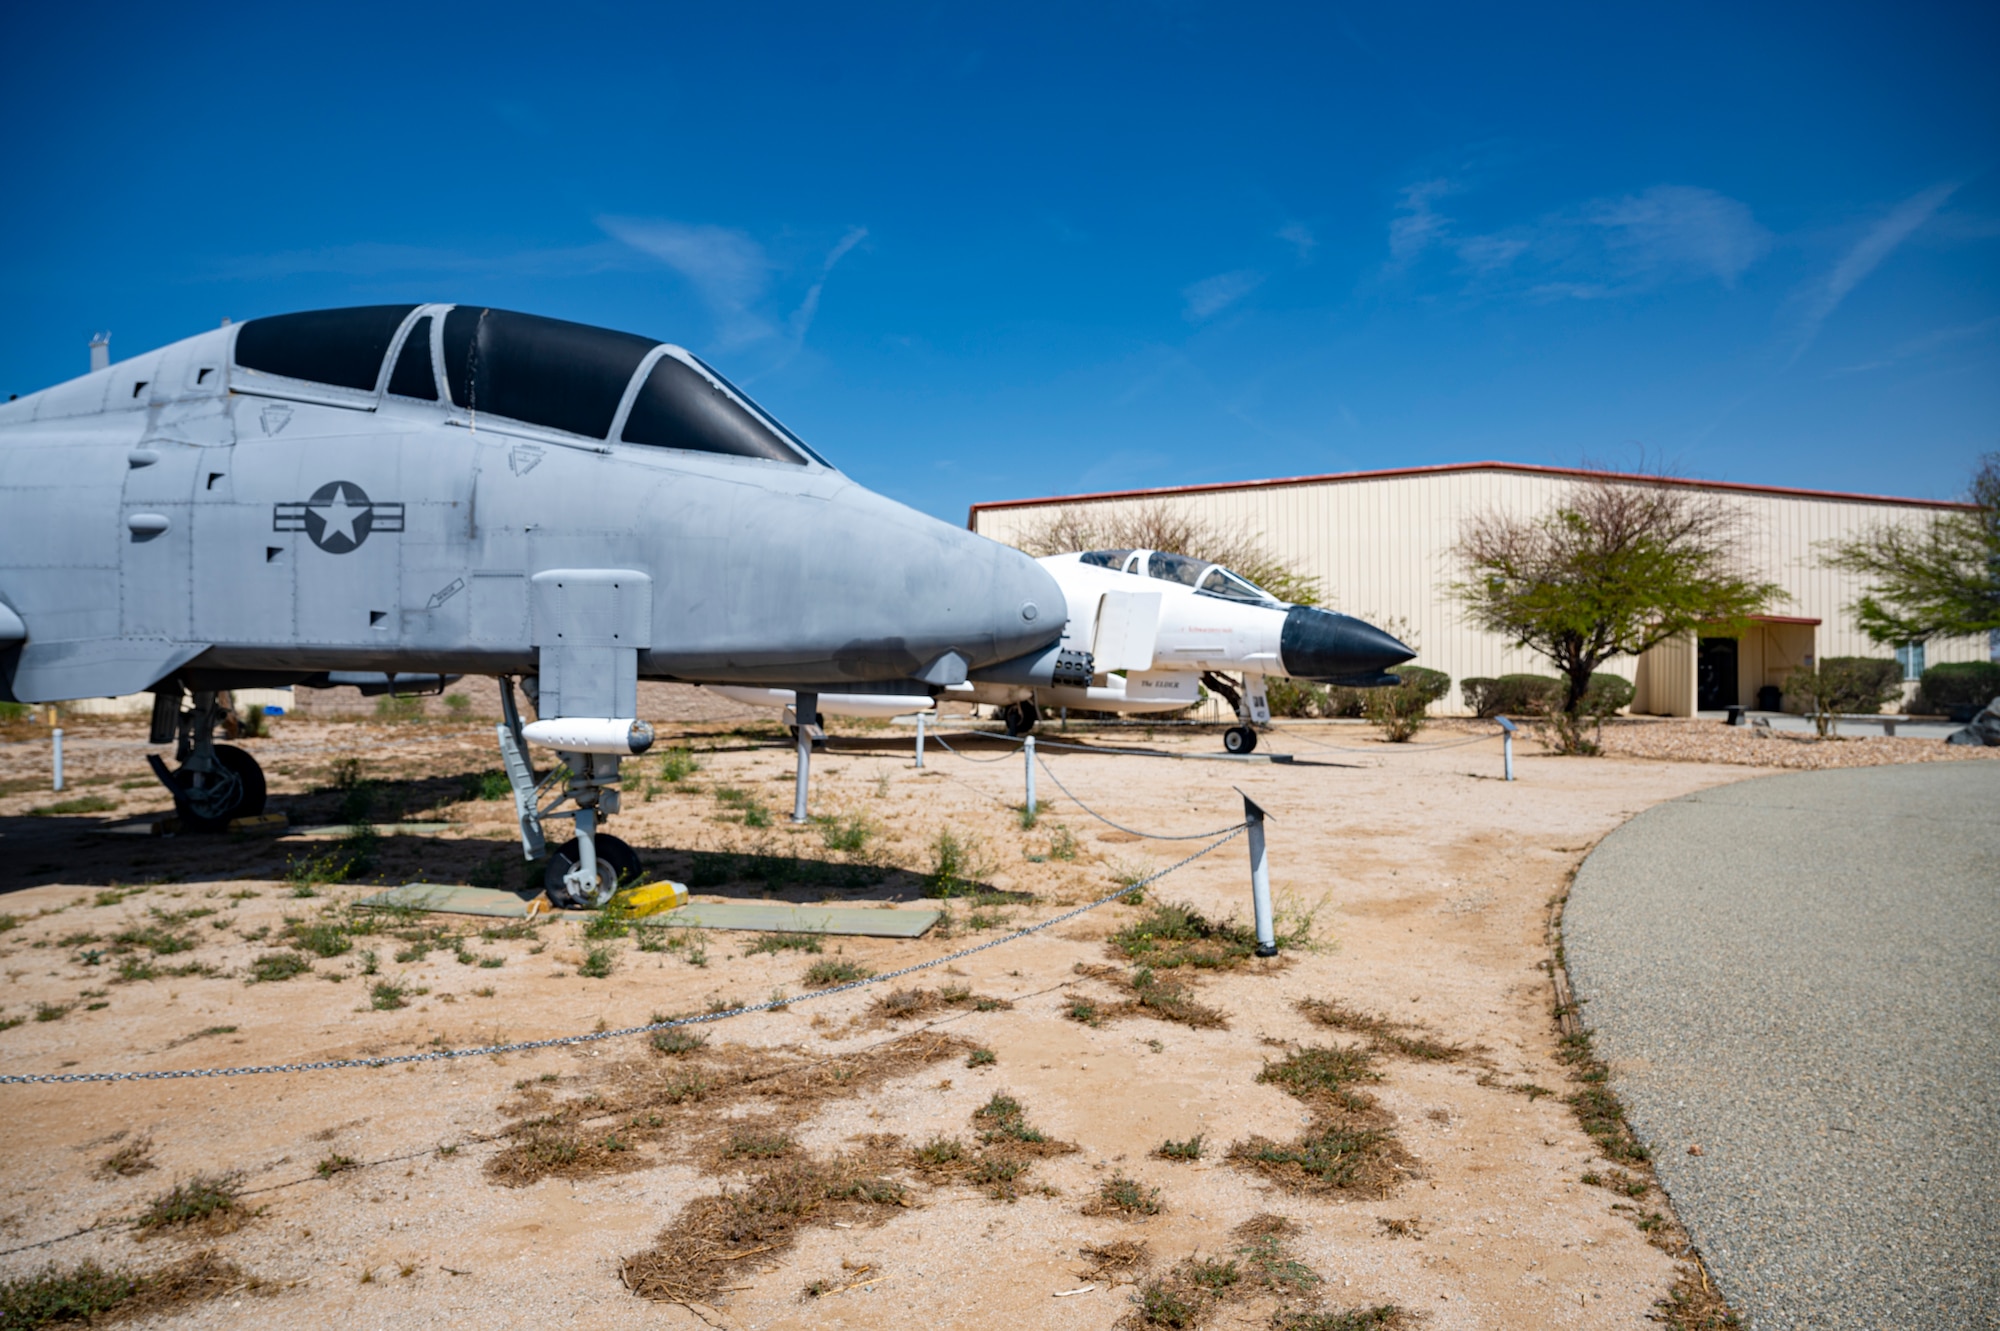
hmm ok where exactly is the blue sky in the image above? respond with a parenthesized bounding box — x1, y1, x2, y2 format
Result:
(3, 2, 1995, 521)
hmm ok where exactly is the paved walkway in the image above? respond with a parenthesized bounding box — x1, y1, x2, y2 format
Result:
(1564, 763, 1999, 1330)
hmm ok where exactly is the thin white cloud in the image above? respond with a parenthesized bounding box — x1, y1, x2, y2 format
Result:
(1388, 179, 1452, 265)
(1585, 185, 1769, 287)
(1831, 314, 2000, 375)
(1787, 182, 1960, 365)
(599, 217, 776, 348)
(1277, 222, 1317, 261)
(788, 226, 870, 342)
(1182, 269, 1265, 321)
(1387, 180, 1770, 299)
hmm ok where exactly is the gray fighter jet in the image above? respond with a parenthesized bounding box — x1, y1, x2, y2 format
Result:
(0, 304, 1076, 906)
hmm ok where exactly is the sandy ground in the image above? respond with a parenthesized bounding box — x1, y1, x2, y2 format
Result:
(1, 702, 1957, 1328)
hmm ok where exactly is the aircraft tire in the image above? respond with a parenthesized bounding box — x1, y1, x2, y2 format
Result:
(544, 833, 639, 911)
(169, 745, 267, 832)
(1223, 726, 1259, 755)
(1002, 702, 1040, 736)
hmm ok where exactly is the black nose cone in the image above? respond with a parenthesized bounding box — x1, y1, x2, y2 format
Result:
(1279, 606, 1417, 682)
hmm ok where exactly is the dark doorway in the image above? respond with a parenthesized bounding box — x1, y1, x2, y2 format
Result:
(1698, 637, 1739, 711)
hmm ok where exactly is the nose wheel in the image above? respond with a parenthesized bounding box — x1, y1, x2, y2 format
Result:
(1223, 725, 1259, 755)
(1001, 701, 1040, 736)
(544, 832, 643, 910)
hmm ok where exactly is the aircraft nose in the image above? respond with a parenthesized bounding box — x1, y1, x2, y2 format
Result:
(1278, 606, 1416, 682)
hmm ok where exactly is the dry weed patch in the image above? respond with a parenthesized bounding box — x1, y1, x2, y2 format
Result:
(1083, 1171, 1162, 1217)
(910, 1091, 1079, 1201)
(133, 1175, 248, 1238)
(620, 1138, 909, 1305)
(98, 1135, 155, 1178)
(1226, 1047, 1414, 1198)
(1067, 964, 1228, 1030)
(866, 984, 1013, 1023)
(1077, 1238, 1152, 1283)
(1118, 1214, 1405, 1330)
(1298, 998, 1469, 1061)
(488, 1031, 973, 1186)
(1109, 902, 1265, 970)
(0, 1251, 262, 1327)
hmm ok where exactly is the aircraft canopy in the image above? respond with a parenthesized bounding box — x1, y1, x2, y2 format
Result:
(1076, 549, 1280, 605)
(233, 304, 823, 466)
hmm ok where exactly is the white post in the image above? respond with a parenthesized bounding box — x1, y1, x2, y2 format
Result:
(1497, 715, 1517, 782)
(1243, 792, 1276, 956)
(52, 727, 64, 792)
(915, 712, 926, 769)
(1023, 735, 1036, 823)
(792, 691, 817, 823)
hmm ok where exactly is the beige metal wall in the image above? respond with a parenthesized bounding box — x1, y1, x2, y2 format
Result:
(970, 466, 1986, 716)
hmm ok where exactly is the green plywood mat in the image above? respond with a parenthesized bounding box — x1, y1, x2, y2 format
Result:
(359, 883, 544, 918)
(660, 902, 941, 937)
(358, 883, 941, 937)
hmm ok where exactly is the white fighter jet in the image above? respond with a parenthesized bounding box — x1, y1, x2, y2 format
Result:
(712, 547, 1414, 753)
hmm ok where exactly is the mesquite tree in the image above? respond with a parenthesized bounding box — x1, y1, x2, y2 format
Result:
(1453, 476, 1782, 753)
(1823, 452, 2000, 646)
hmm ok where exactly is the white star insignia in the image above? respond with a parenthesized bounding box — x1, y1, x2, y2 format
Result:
(311, 484, 366, 544)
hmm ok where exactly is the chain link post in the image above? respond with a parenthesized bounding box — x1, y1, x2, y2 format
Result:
(1497, 715, 1517, 781)
(915, 711, 926, 769)
(52, 727, 64, 792)
(792, 691, 817, 823)
(1242, 790, 1277, 956)
(1023, 734, 1037, 824)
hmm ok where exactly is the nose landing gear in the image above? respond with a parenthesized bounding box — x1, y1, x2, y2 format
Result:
(1000, 701, 1040, 736)
(146, 687, 267, 831)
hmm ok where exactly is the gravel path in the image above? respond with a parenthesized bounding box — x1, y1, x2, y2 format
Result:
(1564, 763, 2000, 1329)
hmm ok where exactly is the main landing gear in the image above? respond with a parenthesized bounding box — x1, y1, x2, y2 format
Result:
(146, 687, 267, 831)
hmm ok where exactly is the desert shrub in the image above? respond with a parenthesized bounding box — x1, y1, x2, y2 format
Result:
(1264, 677, 1370, 718)
(1785, 659, 1908, 736)
(1914, 661, 2000, 718)
(1579, 672, 1635, 718)
(1462, 672, 1630, 720)
(1461, 674, 1561, 717)
(1362, 666, 1450, 742)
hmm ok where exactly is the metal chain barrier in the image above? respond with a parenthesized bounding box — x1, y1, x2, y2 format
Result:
(926, 730, 1022, 763)
(1033, 755, 1246, 841)
(0, 827, 1243, 1087)
(1272, 726, 1499, 756)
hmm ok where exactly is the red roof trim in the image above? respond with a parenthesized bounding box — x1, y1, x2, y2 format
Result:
(964, 460, 1978, 528)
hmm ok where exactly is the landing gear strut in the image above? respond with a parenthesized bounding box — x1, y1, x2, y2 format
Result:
(495, 676, 649, 912)
(1001, 701, 1039, 736)
(1203, 671, 1265, 756)
(146, 687, 267, 831)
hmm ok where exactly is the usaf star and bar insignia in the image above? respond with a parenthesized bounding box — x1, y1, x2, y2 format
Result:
(273, 481, 405, 554)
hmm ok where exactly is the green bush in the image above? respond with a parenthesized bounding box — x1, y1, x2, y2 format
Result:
(1362, 666, 1450, 742)
(1460, 674, 1561, 718)
(1780, 657, 1901, 717)
(1915, 661, 2000, 718)
(1784, 658, 1908, 737)
(1461, 672, 1631, 719)
(1580, 673, 1636, 719)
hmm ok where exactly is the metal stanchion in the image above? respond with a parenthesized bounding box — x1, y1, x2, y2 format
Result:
(1497, 715, 1516, 781)
(52, 727, 64, 792)
(1242, 791, 1276, 956)
(915, 712, 926, 769)
(1022, 734, 1037, 823)
(792, 691, 817, 823)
